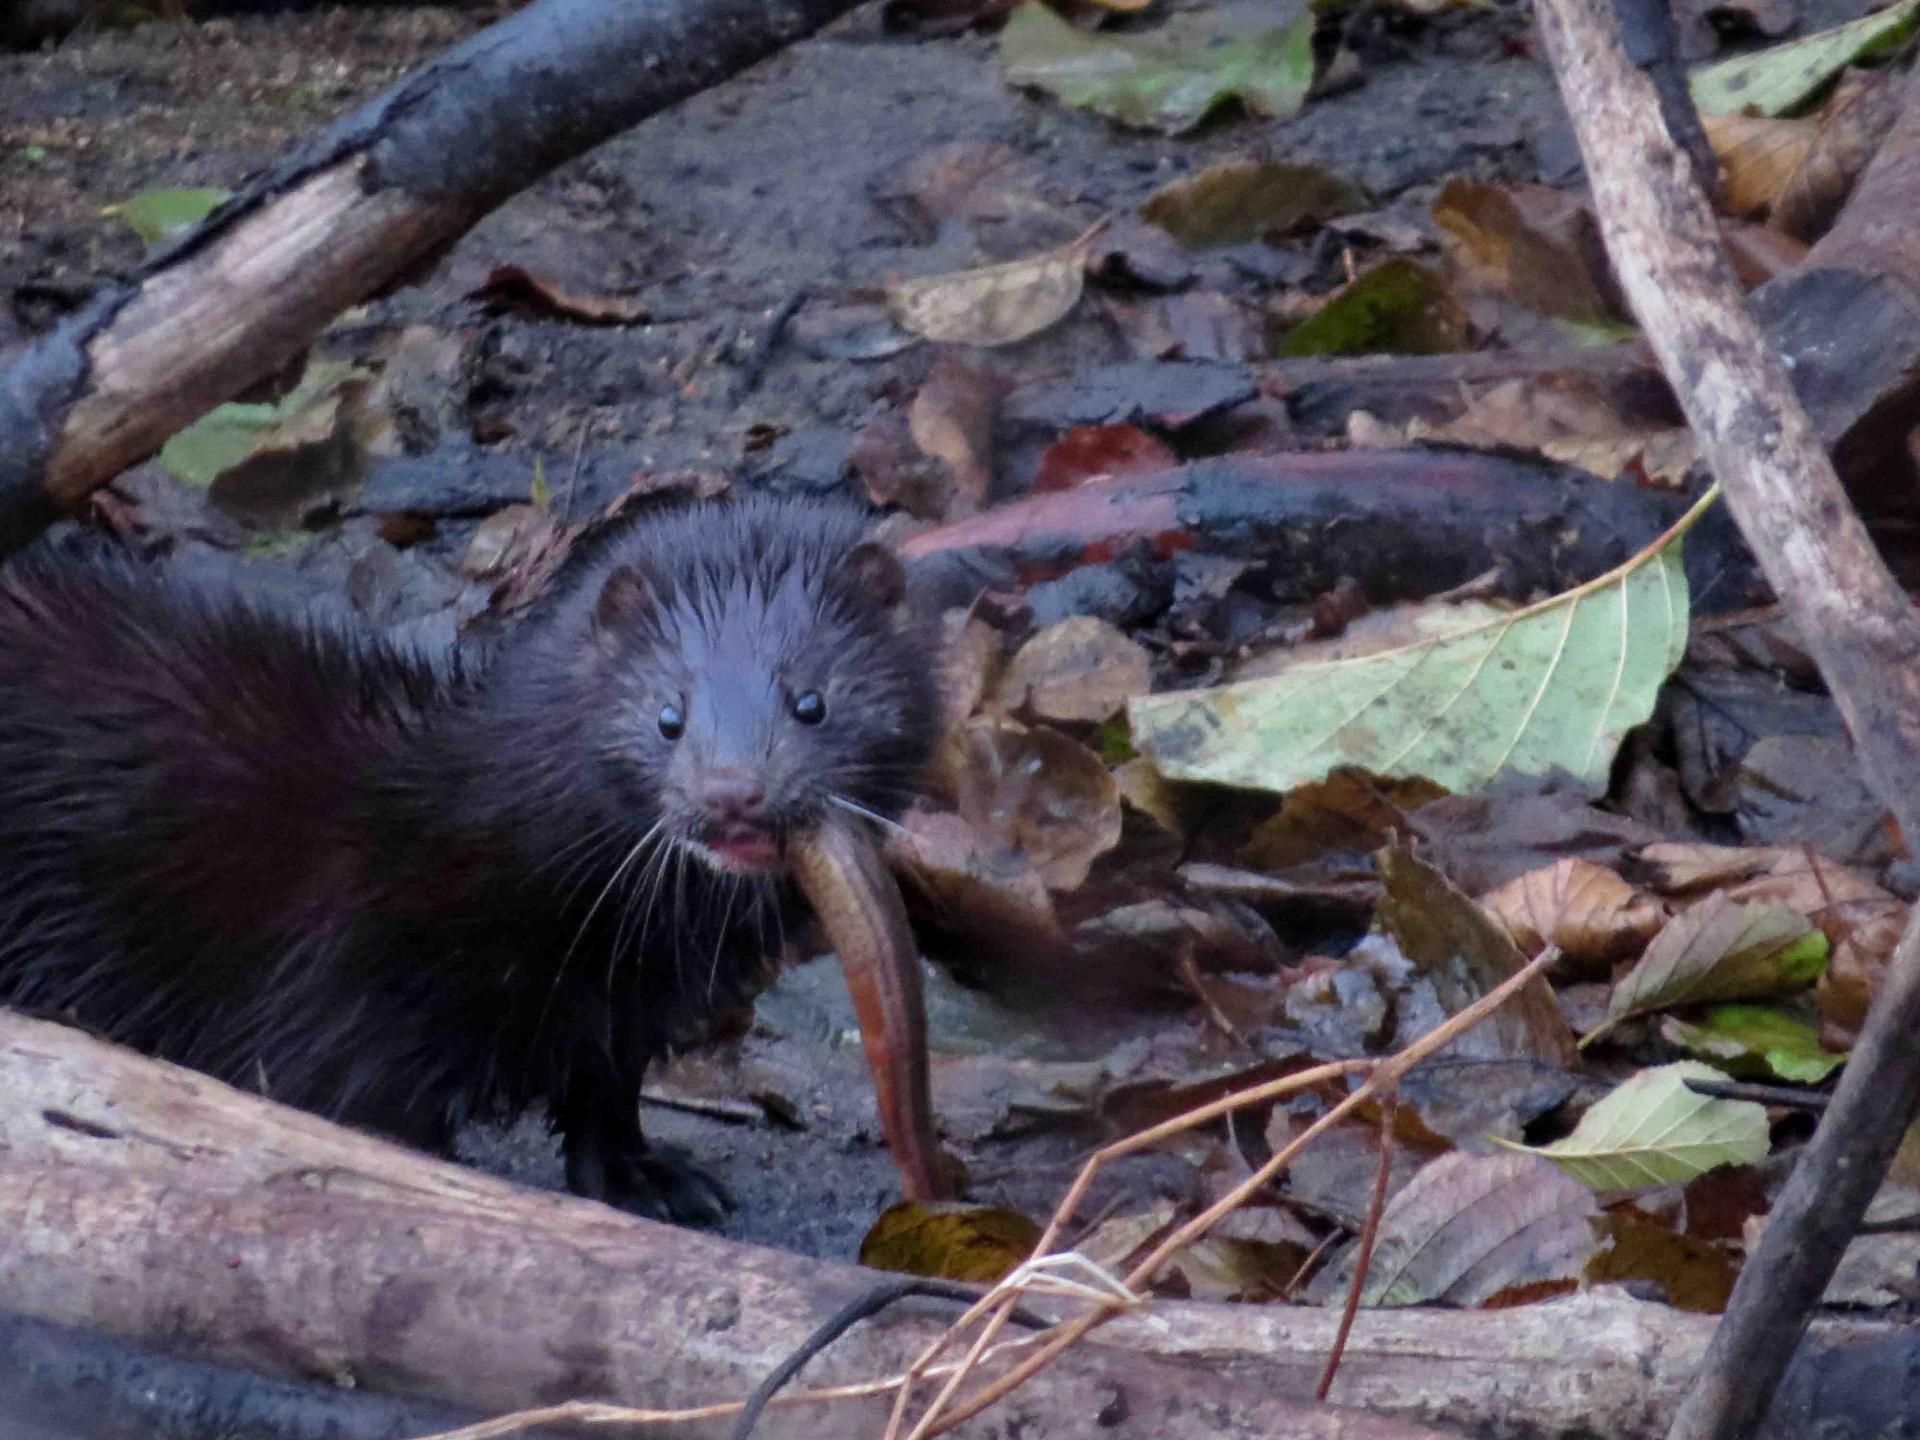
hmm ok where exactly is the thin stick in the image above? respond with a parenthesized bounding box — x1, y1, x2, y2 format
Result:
(909, 947, 1562, 1439)
(1318, 1093, 1398, 1401)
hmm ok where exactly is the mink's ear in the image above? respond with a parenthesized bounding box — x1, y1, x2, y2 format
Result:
(593, 564, 656, 642)
(838, 541, 908, 615)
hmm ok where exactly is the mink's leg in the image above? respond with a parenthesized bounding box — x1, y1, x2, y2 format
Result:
(557, 1064, 733, 1226)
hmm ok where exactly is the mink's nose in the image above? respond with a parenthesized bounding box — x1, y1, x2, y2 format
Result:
(699, 768, 767, 826)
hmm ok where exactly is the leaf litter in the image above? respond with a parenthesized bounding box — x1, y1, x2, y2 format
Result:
(34, 0, 1917, 1351)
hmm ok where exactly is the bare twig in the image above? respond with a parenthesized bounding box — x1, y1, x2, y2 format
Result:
(897, 946, 1563, 1439)
(1531, 5, 1920, 1437)
(1319, 1094, 1399, 1402)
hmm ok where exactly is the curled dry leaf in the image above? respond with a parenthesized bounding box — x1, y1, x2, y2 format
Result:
(1588, 893, 1830, 1044)
(1481, 858, 1667, 979)
(1817, 900, 1909, 1048)
(952, 718, 1123, 890)
(1242, 770, 1446, 871)
(996, 616, 1153, 723)
(1305, 1151, 1602, 1308)
(1493, 1061, 1769, 1190)
(888, 240, 1088, 348)
(1772, 67, 1903, 240)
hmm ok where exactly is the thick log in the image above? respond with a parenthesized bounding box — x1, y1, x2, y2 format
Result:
(0, 0, 868, 556)
(0, 1010, 1910, 1440)
(0, 1010, 1443, 1440)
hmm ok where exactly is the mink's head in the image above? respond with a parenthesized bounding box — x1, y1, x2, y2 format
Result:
(576, 498, 937, 874)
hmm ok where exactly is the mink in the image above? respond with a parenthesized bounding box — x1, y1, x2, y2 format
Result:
(0, 495, 939, 1222)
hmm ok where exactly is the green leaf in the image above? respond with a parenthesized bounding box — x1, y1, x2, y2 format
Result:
(159, 359, 359, 488)
(103, 186, 232, 245)
(1586, 895, 1829, 1045)
(1275, 259, 1469, 358)
(1690, 0, 1920, 118)
(1128, 487, 1713, 796)
(1663, 1004, 1846, 1084)
(1491, 1061, 1769, 1190)
(999, 2, 1315, 135)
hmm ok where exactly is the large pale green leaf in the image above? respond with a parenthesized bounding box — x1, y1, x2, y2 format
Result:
(999, 2, 1315, 135)
(1129, 488, 1714, 796)
(1691, 0, 1920, 118)
(1491, 1061, 1769, 1190)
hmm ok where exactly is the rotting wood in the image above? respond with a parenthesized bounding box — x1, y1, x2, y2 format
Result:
(1530, 4, 1920, 1439)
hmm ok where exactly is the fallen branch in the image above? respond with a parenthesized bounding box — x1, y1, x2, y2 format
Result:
(0, 1010, 1447, 1440)
(0, 0, 866, 555)
(1529, 9, 1920, 1440)
(899, 450, 1754, 614)
(2, 1008, 1910, 1438)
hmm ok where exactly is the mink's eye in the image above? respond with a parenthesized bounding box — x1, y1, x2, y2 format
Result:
(657, 702, 685, 740)
(790, 690, 826, 726)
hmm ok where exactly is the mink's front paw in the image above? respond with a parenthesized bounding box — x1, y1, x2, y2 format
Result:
(566, 1132, 734, 1226)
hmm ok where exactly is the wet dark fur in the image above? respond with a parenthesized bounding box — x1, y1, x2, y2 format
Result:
(0, 496, 937, 1219)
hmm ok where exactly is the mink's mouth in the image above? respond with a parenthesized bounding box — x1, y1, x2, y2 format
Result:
(692, 825, 784, 874)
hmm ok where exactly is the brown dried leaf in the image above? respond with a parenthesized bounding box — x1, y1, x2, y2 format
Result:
(1243, 770, 1445, 870)
(936, 610, 1003, 732)
(1774, 67, 1903, 241)
(888, 242, 1087, 347)
(996, 616, 1152, 724)
(952, 719, 1123, 890)
(1704, 111, 1820, 219)
(1377, 844, 1579, 1067)
(1306, 1151, 1602, 1307)
(1140, 158, 1364, 248)
(1481, 858, 1668, 978)
(889, 807, 1068, 955)
(1588, 1208, 1737, 1313)
(1592, 894, 1829, 1042)
(1433, 179, 1619, 323)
